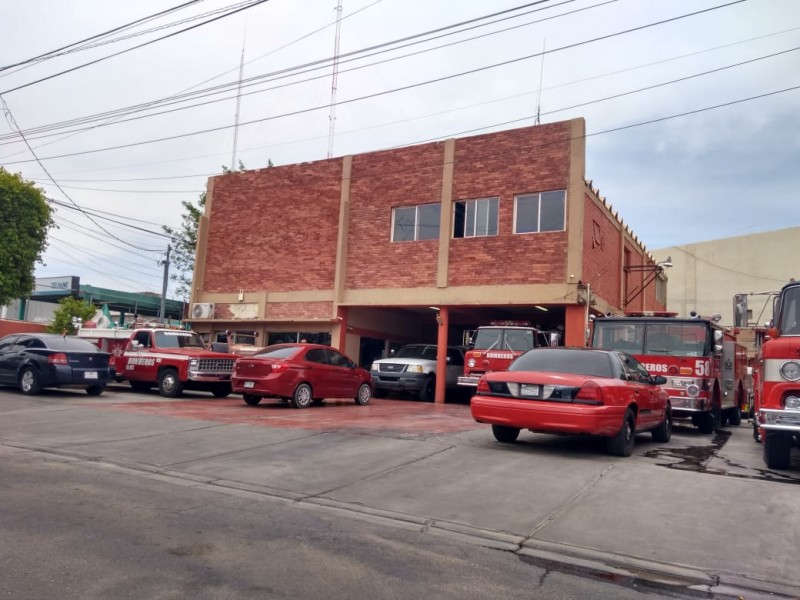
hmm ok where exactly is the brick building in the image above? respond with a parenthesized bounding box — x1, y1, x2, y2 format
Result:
(188, 117, 665, 399)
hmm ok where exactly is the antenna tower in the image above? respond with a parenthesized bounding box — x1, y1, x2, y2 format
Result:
(231, 32, 246, 170)
(327, 0, 343, 158)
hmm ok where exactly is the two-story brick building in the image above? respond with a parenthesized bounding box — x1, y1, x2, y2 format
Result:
(188, 117, 665, 400)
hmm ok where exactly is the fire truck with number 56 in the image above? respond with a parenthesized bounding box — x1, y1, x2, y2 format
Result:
(591, 311, 750, 434)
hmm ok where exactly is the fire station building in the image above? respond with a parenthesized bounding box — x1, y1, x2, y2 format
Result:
(188, 117, 666, 394)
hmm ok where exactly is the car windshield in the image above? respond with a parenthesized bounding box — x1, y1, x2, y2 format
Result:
(593, 321, 709, 357)
(778, 285, 800, 335)
(254, 345, 300, 359)
(394, 345, 437, 359)
(472, 328, 534, 352)
(509, 349, 614, 378)
(45, 337, 101, 352)
(154, 331, 206, 349)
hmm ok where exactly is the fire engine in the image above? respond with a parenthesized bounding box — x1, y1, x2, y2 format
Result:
(457, 322, 550, 391)
(591, 311, 751, 434)
(78, 326, 238, 398)
(753, 281, 800, 469)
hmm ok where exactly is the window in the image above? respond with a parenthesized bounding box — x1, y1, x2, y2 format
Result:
(453, 197, 499, 238)
(392, 203, 440, 242)
(514, 190, 566, 234)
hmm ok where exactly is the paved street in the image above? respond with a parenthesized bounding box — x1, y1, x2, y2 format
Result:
(2, 385, 799, 599)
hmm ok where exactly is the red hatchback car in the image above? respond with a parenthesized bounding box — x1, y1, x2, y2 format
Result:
(231, 343, 373, 408)
(470, 347, 671, 456)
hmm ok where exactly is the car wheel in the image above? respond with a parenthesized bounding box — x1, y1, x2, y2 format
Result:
(753, 419, 761, 443)
(129, 381, 151, 392)
(158, 369, 183, 398)
(651, 407, 672, 443)
(211, 385, 231, 398)
(85, 385, 105, 396)
(492, 425, 520, 443)
(290, 383, 313, 409)
(727, 406, 742, 427)
(243, 394, 261, 406)
(373, 388, 388, 398)
(763, 431, 791, 470)
(19, 368, 42, 395)
(355, 383, 372, 406)
(419, 375, 435, 402)
(607, 408, 636, 457)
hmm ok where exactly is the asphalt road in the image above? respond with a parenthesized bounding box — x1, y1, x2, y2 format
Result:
(1, 384, 798, 599)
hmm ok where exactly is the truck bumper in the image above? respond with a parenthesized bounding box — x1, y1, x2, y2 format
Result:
(760, 408, 800, 432)
(188, 372, 232, 382)
(370, 371, 426, 393)
(457, 376, 481, 388)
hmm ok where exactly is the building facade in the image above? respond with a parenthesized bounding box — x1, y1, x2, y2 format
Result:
(188, 118, 665, 396)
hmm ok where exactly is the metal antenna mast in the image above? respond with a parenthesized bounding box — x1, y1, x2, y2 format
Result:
(231, 31, 246, 170)
(535, 39, 545, 125)
(327, 0, 343, 159)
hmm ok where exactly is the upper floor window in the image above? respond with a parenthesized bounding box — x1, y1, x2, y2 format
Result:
(392, 203, 440, 242)
(453, 197, 499, 238)
(514, 190, 566, 234)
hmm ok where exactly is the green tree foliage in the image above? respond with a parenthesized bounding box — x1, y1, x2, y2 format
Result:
(0, 168, 54, 306)
(46, 296, 97, 335)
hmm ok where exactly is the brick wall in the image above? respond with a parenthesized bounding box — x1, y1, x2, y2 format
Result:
(203, 160, 343, 293)
(583, 194, 622, 306)
(0, 319, 47, 337)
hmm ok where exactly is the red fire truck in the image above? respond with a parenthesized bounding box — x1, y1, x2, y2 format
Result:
(78, 327, 237, 398)
(457, 322, 550, 391)
(753, 281, 800, 469)
(591, 311, 750, 434)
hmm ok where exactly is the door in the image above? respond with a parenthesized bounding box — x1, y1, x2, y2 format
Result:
(303, 347, 336, 398)
(627, 356, 662, 428)
(445, 347, 464, 387)
(325, 348, 360, 397)
(0, 336, 20, 384)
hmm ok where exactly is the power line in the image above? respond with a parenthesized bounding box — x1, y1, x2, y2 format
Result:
(47, 197, 175, 228)
(0, 1, 750, 166)
(49, 198, 171, 239)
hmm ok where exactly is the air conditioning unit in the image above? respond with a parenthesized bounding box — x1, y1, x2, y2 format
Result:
(191, 303, 215, 319)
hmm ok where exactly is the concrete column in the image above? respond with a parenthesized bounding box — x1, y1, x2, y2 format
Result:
(435, 306, 449, 403)
(564, 305, 587, 347)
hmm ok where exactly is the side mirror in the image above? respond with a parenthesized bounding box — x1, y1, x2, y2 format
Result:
(714, 344, 723, 355)
(130, 340, 141, 351)
(652, 375, 667, 385)
(446, 356, 451, 363)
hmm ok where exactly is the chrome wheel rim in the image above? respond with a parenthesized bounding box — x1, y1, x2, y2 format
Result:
(21, 371, 33, 392)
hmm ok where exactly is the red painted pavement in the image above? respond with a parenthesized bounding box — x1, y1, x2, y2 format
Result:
(93, 397, 483, 436)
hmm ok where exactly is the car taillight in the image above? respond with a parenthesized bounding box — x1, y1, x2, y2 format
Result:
(271, 361, 289, 373)
(48, 353, 68, 365)
(574, 382, 604, 405)
(476, 376, 489, 393)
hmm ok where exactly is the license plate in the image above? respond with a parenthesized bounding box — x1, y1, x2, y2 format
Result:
(84, 371, 98, 380)
(520, 384, 539, 397)
(243, 381, 255, 389)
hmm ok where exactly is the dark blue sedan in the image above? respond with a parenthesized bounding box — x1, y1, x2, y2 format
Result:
(0, 333, 113, 396)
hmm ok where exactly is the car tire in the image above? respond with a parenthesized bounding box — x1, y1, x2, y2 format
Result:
(243, 394, 261, 406)
(727, 406, 742, 427)
(129, 381, 151, 392)
(354, 383, 372, 406)
(492, 425, 520, 443)
(651, 407, 672, 443)
(697, 405, 719, 434)
(85, 385, 105, 396)
(373, 388, 388, 398)
(763, 431, 791, 470)
(607, 408, 636, 457)
(290, 383, 313, 409)
(419, 375, 435, 402)
(19, 367, 42, 395)
(211, 385, 231, 398)
(753, 419, 761, 443)
(158, 369, 183, 398)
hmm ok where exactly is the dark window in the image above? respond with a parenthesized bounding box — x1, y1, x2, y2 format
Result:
(42, 336, 102, 352)
(509, 349, 614, 378)
(453, 197, 499, 238)
(446, 348, 464, 366)
(133, 331, 151, 348)
(326, 349, 350, 368)
(305, 348, 327, 364)
(155, 331, 205, 349)
(255, 345, 301, 359)
(514, 190, 566, 234)
(392, 203, 440, 242)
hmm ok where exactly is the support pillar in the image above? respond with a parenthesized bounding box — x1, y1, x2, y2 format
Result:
(564, 304, 588, 347)
(435, 306, 449, 404)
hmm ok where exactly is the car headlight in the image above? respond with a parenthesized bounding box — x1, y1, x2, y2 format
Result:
(786, 396, 800, 410)
(467, 358, 476, 368)
(780, 361, 800, 381)
(406, 365, 423, 373)
(686, 384, 700, 398)
(189, 358, 199, 368)
(370, 362, 379, 372)
(672, 378, 696, 389)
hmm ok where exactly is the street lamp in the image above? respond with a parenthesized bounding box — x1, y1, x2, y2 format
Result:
(623, 256, 672, 307)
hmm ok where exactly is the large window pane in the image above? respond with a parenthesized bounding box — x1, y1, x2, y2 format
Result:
(465, 201, 475, 237)
(393, 207, 416, 241)
(476, 200, 488, 236)
(487, 197, 499, 235)
(417, 203, 440, 240)
(515, 194, 539, 233)
(453, 202, 466, 238)
(540, 190, 565, 232)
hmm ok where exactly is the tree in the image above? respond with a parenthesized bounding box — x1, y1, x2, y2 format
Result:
(0, 168, 54, 306)
(163, 162, 262, 301)
(46, 296, 97, 335)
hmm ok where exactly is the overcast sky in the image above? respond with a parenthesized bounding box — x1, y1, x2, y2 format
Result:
(1, 0, 798, 299)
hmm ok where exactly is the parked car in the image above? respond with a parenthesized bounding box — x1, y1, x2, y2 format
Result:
(231, 343, 372, 408)
(370, 344, 465, 400)
(0, 333, 113, 396)
(470, 347, 671, 457)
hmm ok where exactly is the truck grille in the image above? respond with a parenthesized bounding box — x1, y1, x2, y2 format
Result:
(197, 358, 235, 373)
(379, 363, 407, 373)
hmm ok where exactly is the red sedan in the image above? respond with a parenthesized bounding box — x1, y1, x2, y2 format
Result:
(470, 347, 671, 456)
(231, 343, 373, 408)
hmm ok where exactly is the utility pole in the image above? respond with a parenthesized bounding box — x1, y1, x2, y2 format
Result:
(159, 244, 171, 323)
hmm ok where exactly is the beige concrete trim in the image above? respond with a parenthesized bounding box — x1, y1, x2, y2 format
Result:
(333, 156, 352, 315)
(200, 290, 334, 303)
(340, 283, 578, 306)
(190, 178, 214, 305)
(437, 139, 456, 288)
(566, 118, 586, 285)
